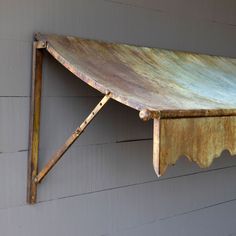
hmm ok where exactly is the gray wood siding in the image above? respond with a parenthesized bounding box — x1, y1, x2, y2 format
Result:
(0, 0, 236, 235)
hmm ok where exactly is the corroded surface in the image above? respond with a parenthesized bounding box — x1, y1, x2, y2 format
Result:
(35, 33, 236, 118)
(157, 116, 236, 175)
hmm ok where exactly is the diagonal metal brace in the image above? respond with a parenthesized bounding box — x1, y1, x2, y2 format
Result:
(34, 92, 111, 184)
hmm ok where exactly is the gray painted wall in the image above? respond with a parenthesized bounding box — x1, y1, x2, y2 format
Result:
(0, 0, 236, 235)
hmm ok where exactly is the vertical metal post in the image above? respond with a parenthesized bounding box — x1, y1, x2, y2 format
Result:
(27, 41, 44, 204)
(153, 118, 161, 177)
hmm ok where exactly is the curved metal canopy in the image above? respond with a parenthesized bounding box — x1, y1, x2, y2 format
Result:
(36, 33, 236, 119)
(28, 33, 236, 204)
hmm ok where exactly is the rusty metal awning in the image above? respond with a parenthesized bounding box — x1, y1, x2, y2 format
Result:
(27, 33, 236, 204)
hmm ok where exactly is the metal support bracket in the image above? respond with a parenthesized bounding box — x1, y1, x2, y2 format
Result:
(27, 41, 111, 204)
(35, 93, 111, 184)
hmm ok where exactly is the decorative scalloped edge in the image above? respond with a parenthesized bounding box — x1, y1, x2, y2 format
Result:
(157, 148, 236, 176)
(153, 116, 236, 177)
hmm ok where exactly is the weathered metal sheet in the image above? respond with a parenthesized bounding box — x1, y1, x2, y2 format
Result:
(155, 116, 236, 176)
(35, 33, 236, 119)
(31, 33, 236, 180)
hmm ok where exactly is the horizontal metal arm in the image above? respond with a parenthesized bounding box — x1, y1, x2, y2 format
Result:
(35, 92, 111, 184)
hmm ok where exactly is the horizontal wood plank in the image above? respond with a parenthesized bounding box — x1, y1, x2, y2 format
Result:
(0, 164, 236, 235)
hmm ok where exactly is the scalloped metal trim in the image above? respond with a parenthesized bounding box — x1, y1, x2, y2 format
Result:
(154, 116, 236, 176)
